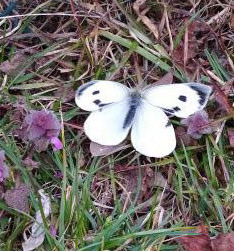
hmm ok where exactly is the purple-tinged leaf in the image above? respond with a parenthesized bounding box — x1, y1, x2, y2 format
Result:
(4, 185, 30, 213)
(17, 110, 61, 152)
(227, 129, 234, 146)
(0, 150, 10, 182)
(181, 110, 214, 139)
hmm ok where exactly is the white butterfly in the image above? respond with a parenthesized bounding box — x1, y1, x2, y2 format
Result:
(75, 80, 212, 158)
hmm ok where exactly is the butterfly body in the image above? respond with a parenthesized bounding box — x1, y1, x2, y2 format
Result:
(123, 91, 142, 129)
(75, 80, 212, 157)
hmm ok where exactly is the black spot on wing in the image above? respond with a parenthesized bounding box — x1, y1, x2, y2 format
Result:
(99, 103, 110, 107)
(165, 120, 172, 127)
(178, 95, 187, 102)
(93, 99, 101, 105)
(190, 85, 207, 105)
(93, 100, 111, 108)
(77, 81, 97, 96)
(92, 90, 100, 95)
(164, 107, 180, 114)
(173, 106, 181, 111)
(123, 92, 141, 129)
(163, 108, 174, 114)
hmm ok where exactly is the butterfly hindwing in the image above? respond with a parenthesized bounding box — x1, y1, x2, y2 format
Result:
(143, 83, 212, 118)
(131, 101, 176, 158)
(75, 80, 130, 111)
(84, 99, 133, 146)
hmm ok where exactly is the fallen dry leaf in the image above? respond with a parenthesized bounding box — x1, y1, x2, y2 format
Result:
(172, 20, 198, 67)
(211, 232, 234, 251)
(175, 126, 197, 146)
(54, 85, 75, 102)
(230, 16, 234, 29)
(22, 190, 51, 251)
(227, 129, 234, 147)
(0, 184, 4, 199)
(179, 225, 234, 251)
(0, 150, 10, 182)
(0, 52, 26, 75)
(90, 176, 113, 214)
(179, 225, 213, 251)
(133, 0, 159, 40)
(150, 70, 174, 87)
(90, 141, 128, 156)
(80, 2, 104, 13)
(4, 185, 30, 213)
(213, 84, 233, 114)
(172, 20, 211, 75)
(114, 165, 164, 205)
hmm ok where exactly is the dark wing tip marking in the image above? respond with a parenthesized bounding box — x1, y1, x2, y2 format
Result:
(77, 81, 97, 96)
(178, 95, 187, 102)
(190, 84, 210, 106)
(92, 90, 100, 95)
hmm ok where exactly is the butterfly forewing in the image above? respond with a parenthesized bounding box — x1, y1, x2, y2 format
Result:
(131, 101, 176, 158)
(75, 80, 130, 111)
(143, 83, 212, 118)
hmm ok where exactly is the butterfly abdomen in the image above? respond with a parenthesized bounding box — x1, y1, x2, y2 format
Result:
(122, 92, 141, 129)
